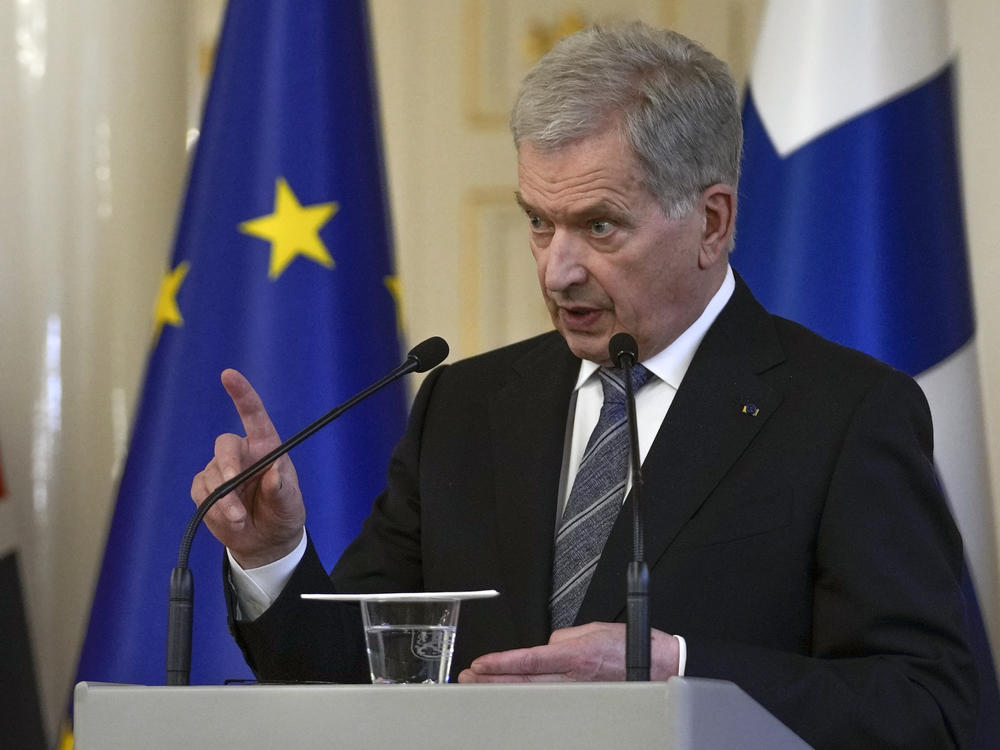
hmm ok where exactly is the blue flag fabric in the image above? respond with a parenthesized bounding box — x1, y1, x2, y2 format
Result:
(75, 0, 406, 686)
(736, 2, 999, 745)
(739, 68, 972, 376)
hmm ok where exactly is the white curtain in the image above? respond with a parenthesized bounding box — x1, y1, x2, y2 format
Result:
(0, 0, 189, 738)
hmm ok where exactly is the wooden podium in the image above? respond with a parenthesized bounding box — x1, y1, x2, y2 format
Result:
(74, 678, 811, 749)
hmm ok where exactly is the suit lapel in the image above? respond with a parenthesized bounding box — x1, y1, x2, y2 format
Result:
(577, 277, 786, 625)
(489, 333, 579, 645)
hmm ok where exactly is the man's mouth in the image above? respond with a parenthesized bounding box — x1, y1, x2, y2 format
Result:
(558, 305, 603, 329)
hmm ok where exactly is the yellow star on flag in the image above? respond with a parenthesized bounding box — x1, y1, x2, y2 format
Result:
(384, 274, 405, 334)
(152, 261, 191, 343)
(239, 177, 338, 279)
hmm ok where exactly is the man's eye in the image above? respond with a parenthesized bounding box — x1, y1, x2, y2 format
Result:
(528, 215, 546, 230)
(590, 219, 613, 236)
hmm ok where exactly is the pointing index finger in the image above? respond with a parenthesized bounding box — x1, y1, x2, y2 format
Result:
(220, 369, 280, 444)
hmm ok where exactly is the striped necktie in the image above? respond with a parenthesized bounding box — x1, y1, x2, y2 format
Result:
(550, 364, 654, 630)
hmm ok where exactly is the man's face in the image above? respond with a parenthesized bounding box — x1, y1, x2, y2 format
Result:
(517, 128, 722, 365)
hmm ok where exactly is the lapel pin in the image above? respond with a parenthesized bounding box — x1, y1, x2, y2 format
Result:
(741, 403, 760, 416)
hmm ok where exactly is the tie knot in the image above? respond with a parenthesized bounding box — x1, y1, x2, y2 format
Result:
(598, 363, 653, 405)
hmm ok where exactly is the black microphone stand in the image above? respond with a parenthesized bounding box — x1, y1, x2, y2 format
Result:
(609, 333, 650, 682)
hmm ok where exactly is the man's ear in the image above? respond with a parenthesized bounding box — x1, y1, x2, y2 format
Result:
(698, 184, 735, 269)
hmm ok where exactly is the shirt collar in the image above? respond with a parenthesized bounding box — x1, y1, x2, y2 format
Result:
(574, 264, 735, 391)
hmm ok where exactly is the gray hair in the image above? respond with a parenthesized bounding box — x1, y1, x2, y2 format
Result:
(510, 21, 742, 218)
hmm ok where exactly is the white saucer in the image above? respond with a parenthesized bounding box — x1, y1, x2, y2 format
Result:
(301, 589, 499, 602)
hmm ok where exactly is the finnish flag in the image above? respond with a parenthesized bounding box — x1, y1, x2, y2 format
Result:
(735, 1, 999, 743)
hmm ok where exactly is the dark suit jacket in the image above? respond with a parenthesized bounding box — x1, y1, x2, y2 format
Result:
(228, 276, 977, 748)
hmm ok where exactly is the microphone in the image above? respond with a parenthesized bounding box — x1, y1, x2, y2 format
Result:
(609, 332, 650, 682)
(406, 335, 450, 373)
(609, 332, 638, 369)
(166, 336, 449, 685)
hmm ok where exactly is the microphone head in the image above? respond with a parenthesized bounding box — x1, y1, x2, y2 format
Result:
(609, 332, 638, 367)
(408, 336, 449, 372)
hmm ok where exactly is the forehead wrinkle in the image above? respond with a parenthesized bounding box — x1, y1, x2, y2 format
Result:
(517, 169, 634, 221)
(517, 132, 647, 225)
(519, 157, 634, 194)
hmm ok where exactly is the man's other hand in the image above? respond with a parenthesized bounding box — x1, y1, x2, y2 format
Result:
(457, 622, 680, 682)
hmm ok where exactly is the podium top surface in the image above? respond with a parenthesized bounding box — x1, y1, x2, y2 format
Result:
(74, 678, 811, 750)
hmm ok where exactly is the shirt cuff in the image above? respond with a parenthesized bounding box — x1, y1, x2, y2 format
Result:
(227, 529, 307, 621)
(675, 634, 687, 677)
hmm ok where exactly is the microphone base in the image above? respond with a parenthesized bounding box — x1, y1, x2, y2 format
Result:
(166, 566, 194, 686)
(625, 561, 650, 682)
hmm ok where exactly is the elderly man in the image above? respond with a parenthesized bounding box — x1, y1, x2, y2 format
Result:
(192, 22, 977, 748)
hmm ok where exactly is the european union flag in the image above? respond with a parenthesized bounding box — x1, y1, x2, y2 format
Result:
(736, 1, 999, 745)
(74, 0, 406, 687)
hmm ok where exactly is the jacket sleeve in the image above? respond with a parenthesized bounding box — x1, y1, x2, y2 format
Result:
(224, 535, 368, 683)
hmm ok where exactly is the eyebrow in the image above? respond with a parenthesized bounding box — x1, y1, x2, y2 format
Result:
(514, 191, 532, 213)
(514, 191, 631, 226)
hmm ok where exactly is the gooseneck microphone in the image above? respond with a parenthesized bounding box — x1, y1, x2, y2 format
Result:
(166, 336, 449, 685)
(609, 332, 650, 682)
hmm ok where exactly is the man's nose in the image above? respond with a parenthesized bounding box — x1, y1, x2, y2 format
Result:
(544, 229, 588, 292)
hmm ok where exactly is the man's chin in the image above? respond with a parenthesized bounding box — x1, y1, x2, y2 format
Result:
(558, 328, 612, 365)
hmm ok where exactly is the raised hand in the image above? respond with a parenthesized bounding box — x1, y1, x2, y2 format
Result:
(190, 369, 306, 568)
